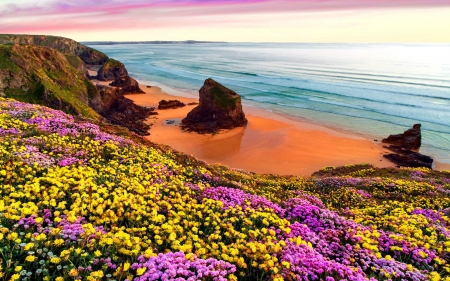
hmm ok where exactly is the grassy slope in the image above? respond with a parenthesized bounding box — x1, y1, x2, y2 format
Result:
(0, 44, 100, 120)
(0, 34, 109, 65)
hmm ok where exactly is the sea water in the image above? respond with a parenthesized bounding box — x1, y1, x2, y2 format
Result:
(87, 43, 450, 164)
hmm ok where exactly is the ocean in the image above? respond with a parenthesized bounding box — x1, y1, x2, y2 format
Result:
(87, 43, 450, 164)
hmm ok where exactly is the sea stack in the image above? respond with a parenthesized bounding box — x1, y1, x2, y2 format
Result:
(181, 78, 247, 133)
(97, 58, 143, 93)
(382, 124, 421, 150)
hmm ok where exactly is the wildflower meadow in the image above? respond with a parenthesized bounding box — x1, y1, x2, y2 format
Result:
(1, 97, 450, 281)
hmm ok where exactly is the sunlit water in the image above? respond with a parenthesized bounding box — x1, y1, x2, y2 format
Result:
(87, 43, 450, 164)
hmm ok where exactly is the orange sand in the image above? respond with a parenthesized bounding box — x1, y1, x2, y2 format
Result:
(127, 84, 397, 176)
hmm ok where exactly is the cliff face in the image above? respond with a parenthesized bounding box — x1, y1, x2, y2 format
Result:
(0, 35, 150, 134)
(93, 85, 155, 135)
(0, 44, 100, 120)
(0, 34, 108, 65)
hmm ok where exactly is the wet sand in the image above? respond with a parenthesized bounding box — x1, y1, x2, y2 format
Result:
(127, 84, 398, 176)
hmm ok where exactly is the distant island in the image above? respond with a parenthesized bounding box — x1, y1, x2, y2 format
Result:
(83, 40, 227, 45)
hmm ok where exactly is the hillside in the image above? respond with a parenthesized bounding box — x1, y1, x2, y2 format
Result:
(0, 34, 108, 65)
(0, 44, 100, 120)
(0, 37, 151, 135)
(1, 98, 450, 280)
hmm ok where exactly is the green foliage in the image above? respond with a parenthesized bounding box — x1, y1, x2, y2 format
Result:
(210, 85, 239, 110)
(64, 54, 83, 70)
(0, 45, 19, 72)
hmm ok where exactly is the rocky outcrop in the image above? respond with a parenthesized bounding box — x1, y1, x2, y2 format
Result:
(97, 59, 127, 81)
(181, 79, 247, 133)
(92, 85, 156, 135)
(158, 100, 186, 110)
(110, 76, 143, 94)
(383, 146, 433, 169)
(97, 58, 143, 93)
(0, 43, 153, 135)
(0, 34, 108, 65)
(382, 124, 422, 150)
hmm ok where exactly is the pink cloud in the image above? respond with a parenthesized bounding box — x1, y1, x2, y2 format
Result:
(1, 0, 449, 35)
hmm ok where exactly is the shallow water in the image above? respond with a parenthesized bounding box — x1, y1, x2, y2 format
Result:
(87, 43, 450, 164)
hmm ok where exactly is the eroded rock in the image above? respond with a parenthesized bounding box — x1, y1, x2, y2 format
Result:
(181, 78, 247, 133)
(382, 124, 421, 150)
(158, 100, 186, 110)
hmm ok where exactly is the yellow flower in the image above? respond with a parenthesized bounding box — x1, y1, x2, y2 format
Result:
(68, 269, 79, 277)
(136, 267, 147, 276)
(10, 274, 20, 281)
(55, 277, 64, 281)
(50, 257, 61, 264)
(14, 266, 22, 272)
(25, 255, 37, 262)
(94, 250, 102, 257)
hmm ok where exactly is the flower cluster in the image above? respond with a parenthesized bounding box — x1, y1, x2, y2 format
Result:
(1, 98, 450, 281)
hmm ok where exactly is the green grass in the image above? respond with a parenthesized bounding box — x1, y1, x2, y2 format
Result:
(64, 54, 83, 70)
(0, 45, 20, 72)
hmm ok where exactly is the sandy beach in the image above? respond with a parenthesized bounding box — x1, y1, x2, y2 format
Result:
(124, 83, 403, 176)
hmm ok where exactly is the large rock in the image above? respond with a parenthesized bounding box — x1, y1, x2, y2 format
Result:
(97, 59, 128, 81)
(383, 146, 433, 169)
(181, 78, 247, 133)
(92, 85, 156, 135)
(158, 100, 186, 110)
(98, 58, 143, 93)
(110, 76, 144, 94)
(382, 124, 422, 150)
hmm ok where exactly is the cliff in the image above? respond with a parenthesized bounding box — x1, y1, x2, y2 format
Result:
(0, 34, 108, 65)
(0, 43, 100, 120)
(0, 43, 153, 134)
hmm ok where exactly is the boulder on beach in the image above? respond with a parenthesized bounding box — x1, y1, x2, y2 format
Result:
(382, 124, 422, 150)
(181, 78, 247, 134)
(383, 146, 433, 169)
(158, 100, 186, 110)
(381, 124, 433, 168)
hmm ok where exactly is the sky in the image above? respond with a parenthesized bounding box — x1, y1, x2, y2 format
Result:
(1, 0, 450, 42)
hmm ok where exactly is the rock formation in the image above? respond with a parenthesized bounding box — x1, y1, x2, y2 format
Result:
(110, 76, 143, 93)
(92, 85, 156, 135)
(97, 59, 143, 93)
(158, 100, 186, 110)
(381, 124, 433, 168)
(97, 59, 127, 81)
(181, 78, 247, 133)
(383, 146, 433, 169)
(382, 124, 422, 150)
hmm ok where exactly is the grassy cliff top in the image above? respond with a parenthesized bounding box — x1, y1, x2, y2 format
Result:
(0, 34, 109, 65)
(1, 97, 450, 281)
(0, 44, 100, 120)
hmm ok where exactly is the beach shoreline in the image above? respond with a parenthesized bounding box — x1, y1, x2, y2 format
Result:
(127, 82, 400, 176)
(87, 66, 450, 175)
